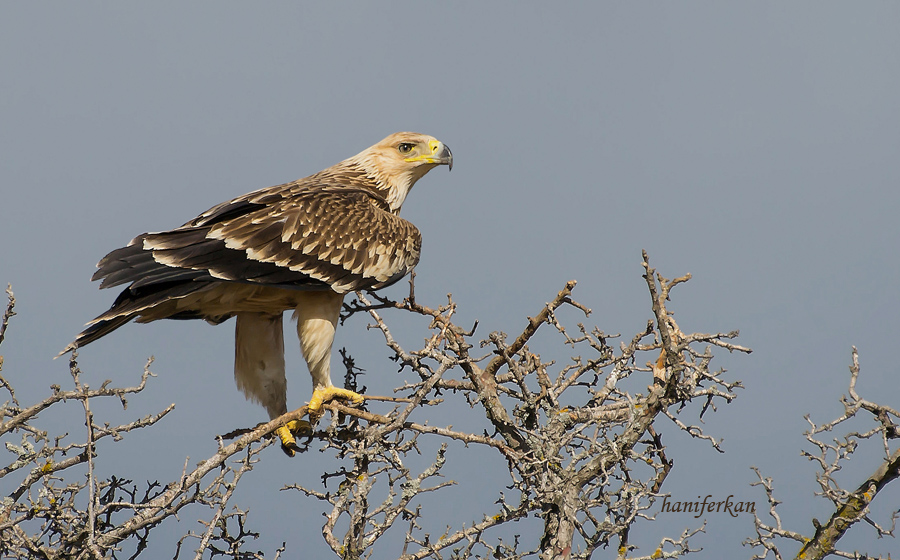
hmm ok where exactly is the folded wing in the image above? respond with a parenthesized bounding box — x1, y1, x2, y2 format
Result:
(65, 183, 421, 352)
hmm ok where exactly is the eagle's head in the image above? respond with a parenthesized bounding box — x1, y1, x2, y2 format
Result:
(346, 132, 453, 212)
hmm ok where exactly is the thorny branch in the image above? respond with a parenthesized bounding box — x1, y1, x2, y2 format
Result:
(2, 251, 770, 559)
(325, 252, 750, 559)
(0, 285, 286, 559)
(0, 284, 14, 348)
(746, 347, 900, 560)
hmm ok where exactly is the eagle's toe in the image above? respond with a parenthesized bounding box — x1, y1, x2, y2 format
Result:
(308, 386, 364, 417)
(276, 420, 312, 457)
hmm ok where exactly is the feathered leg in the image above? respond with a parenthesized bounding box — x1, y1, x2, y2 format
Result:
(295, 290, 361, 401)
(276, 290, 362, 455)
(234, 312, 287, 419)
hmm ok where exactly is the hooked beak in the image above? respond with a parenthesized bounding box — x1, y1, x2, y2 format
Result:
(434, 141, 453, 171)
(407, 140, 453, 171)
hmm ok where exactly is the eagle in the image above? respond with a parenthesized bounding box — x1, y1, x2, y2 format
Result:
(61, 132, 453, 455)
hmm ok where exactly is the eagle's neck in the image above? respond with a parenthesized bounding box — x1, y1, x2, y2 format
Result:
(340, 156, 426, 214)
(380, 174, 414, 214)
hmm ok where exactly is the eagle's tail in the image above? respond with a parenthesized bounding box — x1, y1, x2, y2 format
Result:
(57, 314, 135, 357)
(56, 281, 216, 358)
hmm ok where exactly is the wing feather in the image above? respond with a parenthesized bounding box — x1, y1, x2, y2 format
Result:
(204, 187, 421, 292)
(91, 183, 420, 300)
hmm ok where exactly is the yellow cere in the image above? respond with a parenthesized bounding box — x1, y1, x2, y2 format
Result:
(405, 140, 443, 164)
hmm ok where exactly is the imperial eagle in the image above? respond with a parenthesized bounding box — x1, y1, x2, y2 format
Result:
(61, 132, 452, 454)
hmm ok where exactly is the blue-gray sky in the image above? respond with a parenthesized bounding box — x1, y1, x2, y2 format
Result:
(2, 3, 899, 557)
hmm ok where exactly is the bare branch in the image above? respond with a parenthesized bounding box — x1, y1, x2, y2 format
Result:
(0, 284, 15, 348)
(747, 348, 899, 560)
(1, 252, 762, 559)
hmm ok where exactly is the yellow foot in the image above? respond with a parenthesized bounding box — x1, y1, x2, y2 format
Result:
(276, 419, 312, 457)
(308, 386, 365, 417)
(276, 388, 363, 457)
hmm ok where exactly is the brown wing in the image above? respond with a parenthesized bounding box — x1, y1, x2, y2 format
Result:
(144, 185, 421, 293)
(64, 182, 420, 352)
(95, 184, 421, 295)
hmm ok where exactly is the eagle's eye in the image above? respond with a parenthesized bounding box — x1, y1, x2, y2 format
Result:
(397, 143, 415, 154)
